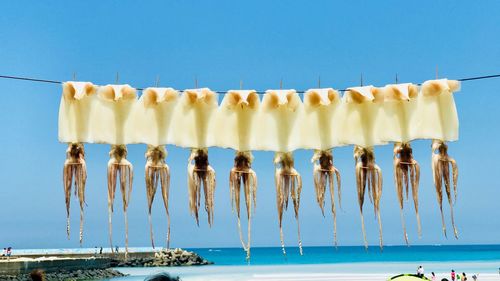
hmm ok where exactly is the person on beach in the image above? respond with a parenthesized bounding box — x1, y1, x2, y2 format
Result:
(417, 266, 424, 277)
(461, 272, 467, 281)
(431, 272, 437, 281)
(144, 272, 179, 281)
(30, 269, 46, 281)
(100, 247, 103, 255)
(2, 248, 6, 256)
(451, 269, 456, 281)
(6, 247, 12, 257)
(471, 274, 478, 281)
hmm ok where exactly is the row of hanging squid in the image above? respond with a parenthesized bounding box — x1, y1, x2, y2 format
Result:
(60, 79, 460, 259)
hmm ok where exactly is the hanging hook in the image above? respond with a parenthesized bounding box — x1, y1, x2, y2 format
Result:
(155, 75, 160, 87)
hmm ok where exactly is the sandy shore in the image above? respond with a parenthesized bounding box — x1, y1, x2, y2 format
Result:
(115, 262, 500, 281)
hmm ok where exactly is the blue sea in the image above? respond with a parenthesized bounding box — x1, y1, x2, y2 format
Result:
(16, 245, 500, 280)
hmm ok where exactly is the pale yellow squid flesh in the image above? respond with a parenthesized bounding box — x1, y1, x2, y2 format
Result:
(63, 142, 87, 245)
(107, 144, 133, 257)
(229, 151, 257, 260)
(274, 152, 303, 256)
(187, 148, 216, 226)
(354, 146, 383, 250)
(431, 139, 458, 239)
(312, 149, 341, 247)
(393, 142, 421, 245)
(145, 145, 171, 249)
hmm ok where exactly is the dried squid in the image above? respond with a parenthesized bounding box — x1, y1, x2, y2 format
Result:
(107, 144, 133, 257)
(145, 145, 171, 249)
(432, 139, 458, 239)
(62, 142, 87, 245)
(229, 151, 257, 260)
(354, 146, 383, 250)
(393, 142, 421, 245)
(274, 152, 303, 256)
(312, 149, 341, 247)
(58, 81, 96, 244)
(187, 148, 216, 226)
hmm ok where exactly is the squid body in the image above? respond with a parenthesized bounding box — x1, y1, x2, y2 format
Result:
(172, 89, 218, 226)
(420, 80, 460, 239)
(135, 87, 177, 249)
(260, 90, 304, 256)
(95, 85, 137, 257)
(59, 81, 97, 244)
(303, 88, 343, 247)
(216, 90, 259, 259)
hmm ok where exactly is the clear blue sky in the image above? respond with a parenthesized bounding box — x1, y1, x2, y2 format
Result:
(0, 1, 499, 250)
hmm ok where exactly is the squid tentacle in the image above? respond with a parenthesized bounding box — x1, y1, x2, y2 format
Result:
(312, 150, 342, 248)
(107, 145, 133, 258)
(229, 151, 258, 260)
(188, 149, 216, 227)
(145, 146, 171, 249)
(275, 152, 302, 256)
(62, 143, 87, 244)
(432, 140, 459, 239)
(354, 146, 383, 250)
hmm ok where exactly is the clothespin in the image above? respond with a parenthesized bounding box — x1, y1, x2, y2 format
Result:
(395, 73, 399, 84)
(73, 72, 77, 81)
(155, 75, 160, 87)
(115, 72, 119, 84)
(195, 76, 198, 88)
(360, 73, 363, 86)
(318, 76, 321, 88)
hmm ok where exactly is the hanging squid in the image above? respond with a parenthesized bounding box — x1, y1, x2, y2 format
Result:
(311, 150, 341, 247)
(259, 89, 304, 256)
(135, 87, 178, 249)
(419, 79, 460, 238)
(94, 84, 137, 257)
(188, 148, 216, 226)
(168, 88, 219, 226)
(63, 142, 87, 245)
(145, 145, 171, 249)
(354, 146, 383, 250)
(342, 86, 385, 249)
(432, 140, 458, 239)
(383, 83, 421, 243)
(59, 81, 97, 244)
(169, 88, 218, 226)
(393, 142, 421, 245)
(215, 90, 260, 259)
(303, 88, 343, 247)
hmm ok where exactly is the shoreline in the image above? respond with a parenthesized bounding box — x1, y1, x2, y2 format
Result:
(0, 248, 211, 280)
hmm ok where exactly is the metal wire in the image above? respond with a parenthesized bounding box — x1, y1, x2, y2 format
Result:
(1, 73, 500, 95)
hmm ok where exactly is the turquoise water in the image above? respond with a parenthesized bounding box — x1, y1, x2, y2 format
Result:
(187, 244, 500, 265)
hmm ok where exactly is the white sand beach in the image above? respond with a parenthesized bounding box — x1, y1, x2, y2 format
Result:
(114, 262, 500, 281)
